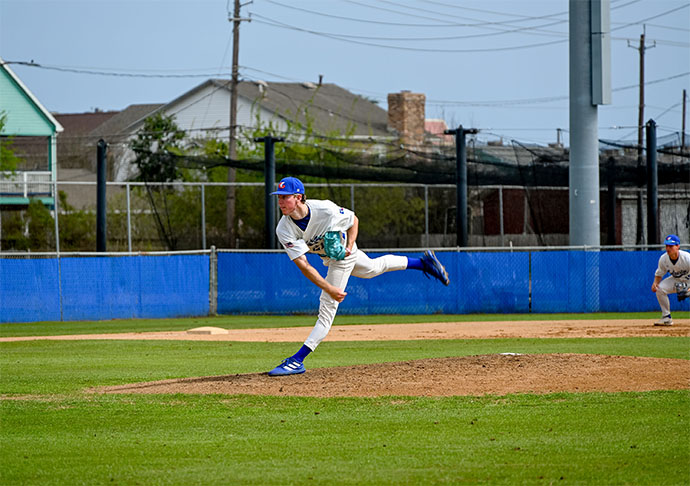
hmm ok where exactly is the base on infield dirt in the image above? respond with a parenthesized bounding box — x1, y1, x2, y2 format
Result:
(186, 327, 229, 335)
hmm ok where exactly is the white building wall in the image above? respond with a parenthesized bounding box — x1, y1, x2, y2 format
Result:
(112, 85, 290, 181)
(620, 193, 689, 246)
(163, 85, 289, 140)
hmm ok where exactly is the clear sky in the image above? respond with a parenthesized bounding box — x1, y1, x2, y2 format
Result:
(1, 0, 688, 146)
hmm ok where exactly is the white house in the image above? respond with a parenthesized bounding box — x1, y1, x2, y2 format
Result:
(93, 79, 394, 181)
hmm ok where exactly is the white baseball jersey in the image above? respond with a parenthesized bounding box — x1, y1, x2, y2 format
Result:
(655, 249, 690, 281)
(276, 199, 355, 261)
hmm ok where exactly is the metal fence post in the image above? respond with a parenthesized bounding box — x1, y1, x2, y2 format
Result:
(53, 179, 63, 320)
(209, 245, 218, 315)
(201, 184, 207, 250)
(96, 139, 107, 252)
(424, 185, 429, 247)
(255, 135, 284, 249)
(499, 186, 505, 246)
(646, 119, 658, 245)
(445, 125, 478, 247)
(51, 179, 61, 254)
(126, 182, 132, 253)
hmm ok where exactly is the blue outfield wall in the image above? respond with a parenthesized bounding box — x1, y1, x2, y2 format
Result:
(0, 255, 209, 323)
(0, 258, 62, 323)
(218, 250, 683, 316)
(1, 250, 687, 323)
(530, 251, 672, 313)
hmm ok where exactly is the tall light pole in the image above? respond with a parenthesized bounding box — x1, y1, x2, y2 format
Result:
(569, 0, 611, 246)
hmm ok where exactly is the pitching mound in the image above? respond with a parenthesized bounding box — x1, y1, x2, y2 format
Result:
(95, 353, 690, 397)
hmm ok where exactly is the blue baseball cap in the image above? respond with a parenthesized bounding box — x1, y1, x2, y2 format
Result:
(270, 177, 304, 195)
(665, 234, 680, 246)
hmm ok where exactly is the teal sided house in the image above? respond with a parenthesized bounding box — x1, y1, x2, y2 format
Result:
(0, 57, 63, 207)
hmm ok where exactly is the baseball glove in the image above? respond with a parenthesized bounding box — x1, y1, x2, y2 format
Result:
(676, 282, 689, 302)
(324, 231, 347, 260)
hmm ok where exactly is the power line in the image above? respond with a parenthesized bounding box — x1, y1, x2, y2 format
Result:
(249, 15, 566, 42)
(1, 61, 228, 78)
(4, 60, 685, 110)
(359, 0, 572, 40)
(250, 15, 567, 52)
(250, 2, 689, 52)
(425, 72, 689, 106)
(416, 0, 641, 19)
(610, 3, 690, 32)
(343, 0, 476, 26)
(260, 0, 565, 29)
(638, 22, 689, 33)
(259, 0, 454, 27)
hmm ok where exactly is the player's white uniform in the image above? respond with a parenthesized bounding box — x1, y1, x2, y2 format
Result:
(654, 249, 690, 317)
(276, 199, 407, 350)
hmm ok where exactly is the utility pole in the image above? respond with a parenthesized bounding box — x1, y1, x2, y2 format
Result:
(683, 89, 687, 151)
(226, 0, 250, 248)
(627, 31, 655, 154)
(628, 29, 655, 244)
(637, 33, 646, 153)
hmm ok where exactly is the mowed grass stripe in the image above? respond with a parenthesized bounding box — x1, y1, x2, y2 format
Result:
(2, 392, 688, 485)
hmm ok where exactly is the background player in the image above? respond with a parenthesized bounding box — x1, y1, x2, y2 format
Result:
(267, 176, 450, 376)
(651, 234, 690, 326)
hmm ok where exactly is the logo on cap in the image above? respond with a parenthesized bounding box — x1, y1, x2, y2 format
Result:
(270, 177, 304, 195)
(665, 234, 680, 246)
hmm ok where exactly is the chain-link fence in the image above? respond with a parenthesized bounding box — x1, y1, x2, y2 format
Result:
(1, 181, 688, 252)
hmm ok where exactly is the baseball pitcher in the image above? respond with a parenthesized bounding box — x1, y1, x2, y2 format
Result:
(267, 177, 450, 376)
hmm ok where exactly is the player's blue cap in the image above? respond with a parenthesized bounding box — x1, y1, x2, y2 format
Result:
(664, 234, 680, 246)
(270, 177, 304, 195)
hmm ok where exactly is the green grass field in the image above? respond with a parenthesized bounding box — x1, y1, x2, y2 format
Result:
(1, 314, 689, 485)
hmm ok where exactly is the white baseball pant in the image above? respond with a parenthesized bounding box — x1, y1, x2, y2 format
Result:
(304, 249, 408, 350)
(655, 276, 683, 317)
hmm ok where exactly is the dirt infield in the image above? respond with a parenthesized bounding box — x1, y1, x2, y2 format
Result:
(61, 318, 687, 397)
(4, 318, 689, 343)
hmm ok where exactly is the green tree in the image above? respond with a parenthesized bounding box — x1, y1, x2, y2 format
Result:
(27, 199, 55, 249)
(57, 191, 96, 251)
(0, 112, 22, 172)
(129, 113, 187, 250)
(1, 200, 55, 251)
(193, 106, 426, 248)
(130, 113, 186, 183)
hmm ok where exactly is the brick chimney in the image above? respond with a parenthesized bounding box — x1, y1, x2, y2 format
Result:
(387, 91, 426, 145)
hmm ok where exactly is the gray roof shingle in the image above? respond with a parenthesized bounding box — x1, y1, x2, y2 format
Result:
(213, 80, 390, 137)
(89, 103, 164, 139)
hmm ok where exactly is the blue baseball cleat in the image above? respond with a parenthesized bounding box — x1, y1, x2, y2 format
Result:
(267, 357, 306, 376)
(421, 250, 450, 286)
